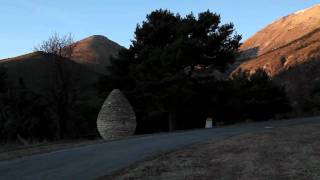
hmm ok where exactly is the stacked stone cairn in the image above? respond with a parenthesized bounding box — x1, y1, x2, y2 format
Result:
(97, 89, 136, 140)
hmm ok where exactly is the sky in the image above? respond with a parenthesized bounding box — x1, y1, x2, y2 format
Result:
(0, 0, 319, 59)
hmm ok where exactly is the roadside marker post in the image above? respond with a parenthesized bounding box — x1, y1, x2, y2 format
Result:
(205, 117, 214, 129)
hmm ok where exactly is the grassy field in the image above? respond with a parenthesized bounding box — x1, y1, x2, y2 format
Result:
(106, 123, 320, 180)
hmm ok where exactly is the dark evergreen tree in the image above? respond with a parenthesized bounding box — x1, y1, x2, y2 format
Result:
(225, 69, 292, 122)
(102, 9, 241, 133)
(300, 79, 320, 114)
(0, 66, 7, 93)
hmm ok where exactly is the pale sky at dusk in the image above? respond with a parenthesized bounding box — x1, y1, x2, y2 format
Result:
(0, 0, 319, 59)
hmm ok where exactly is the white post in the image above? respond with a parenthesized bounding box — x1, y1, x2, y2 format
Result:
(205, 117, 213, 129)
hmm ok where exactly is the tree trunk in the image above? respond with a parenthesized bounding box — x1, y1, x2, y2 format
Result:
(56, 122, 61, 140)
(17, 134, 29, 146)
(169, 113, 176, 132)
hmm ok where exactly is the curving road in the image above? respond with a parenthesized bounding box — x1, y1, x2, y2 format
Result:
(0, 117, 320, 180)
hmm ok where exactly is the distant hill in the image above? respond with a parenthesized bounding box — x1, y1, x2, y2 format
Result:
(232, 4, 320, 114)
(0, 35, 123, 136)
(235, 4, 320, 76)
(70, 35, 124, 73)
(0, 51, 95, 92)
(0, 35, 123, 90)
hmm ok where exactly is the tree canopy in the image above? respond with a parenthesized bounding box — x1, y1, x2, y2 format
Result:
(103, 9, 242, 133)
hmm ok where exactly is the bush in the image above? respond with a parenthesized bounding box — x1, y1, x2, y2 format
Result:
(0, 77, 57, 142)
(223, 69, 292, 122)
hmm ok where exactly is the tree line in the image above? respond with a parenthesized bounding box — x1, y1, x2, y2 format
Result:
(99, 10, 292, 134)
(0, 9, 292, 143)
(0, 34, 96, 143)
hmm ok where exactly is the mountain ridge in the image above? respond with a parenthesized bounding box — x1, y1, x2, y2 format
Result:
(0, 34, 123, 101)
(231, 4, 320, 114)
(70, 35, 124, 73)
(0, 35, 124, 74)
(235, 4, 320, 76)
(240, 4, 320, 61)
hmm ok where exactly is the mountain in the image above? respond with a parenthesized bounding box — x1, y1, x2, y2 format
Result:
(71, 35, 124, 73)
(235, 4, 320, 76)
(233, 4, 320, 113)
(0, 35, 123, 136)
(0, 51, 97, 93)
(0, 35, 123, 90)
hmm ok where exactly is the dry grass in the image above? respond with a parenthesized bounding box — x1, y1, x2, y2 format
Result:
(106, 124, 320, 180)
(0, 139, 103, 161)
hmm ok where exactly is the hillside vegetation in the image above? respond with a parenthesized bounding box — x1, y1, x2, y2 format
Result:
(0, 34, 122, 142)
(234, 4, 320, 116)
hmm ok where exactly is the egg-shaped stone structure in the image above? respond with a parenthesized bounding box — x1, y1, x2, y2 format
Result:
(97, 89, 136, 140)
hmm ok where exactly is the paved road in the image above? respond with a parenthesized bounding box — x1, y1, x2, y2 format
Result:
(0, 117, 320, 180)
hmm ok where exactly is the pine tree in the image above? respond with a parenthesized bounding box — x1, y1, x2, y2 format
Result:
(102, 9, 241, 132)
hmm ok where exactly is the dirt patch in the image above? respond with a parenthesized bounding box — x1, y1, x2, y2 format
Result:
(105, 124, 320, 180)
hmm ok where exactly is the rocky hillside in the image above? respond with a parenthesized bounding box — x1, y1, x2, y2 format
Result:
(233, 4, 320, 114)
(236, 4, 320, 76)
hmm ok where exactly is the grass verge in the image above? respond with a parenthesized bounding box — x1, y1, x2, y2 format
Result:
(104, 124, 320, 180)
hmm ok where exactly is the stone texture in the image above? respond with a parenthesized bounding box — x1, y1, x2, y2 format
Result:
(97, 89, 136, 140)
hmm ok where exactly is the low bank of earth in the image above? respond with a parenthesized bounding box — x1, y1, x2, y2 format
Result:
(104, 124, 320, 180)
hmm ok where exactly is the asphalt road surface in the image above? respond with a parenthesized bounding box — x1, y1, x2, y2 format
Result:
(0, 117, 320, 180)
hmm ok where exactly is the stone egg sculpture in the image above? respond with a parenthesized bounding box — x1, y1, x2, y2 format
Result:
(97, 89, 136, 140)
